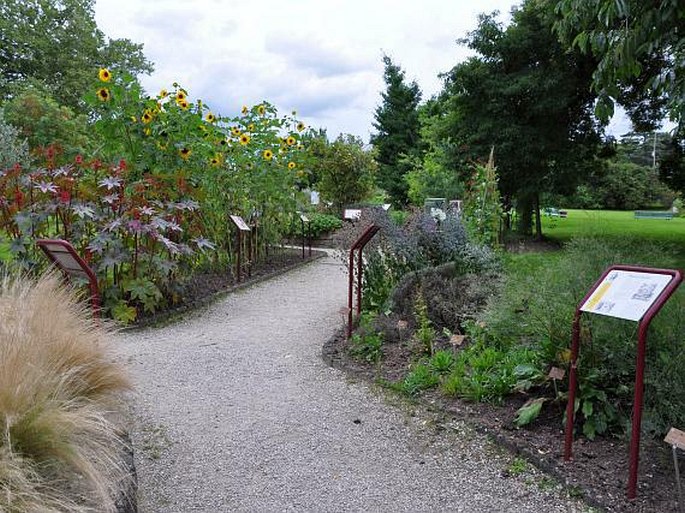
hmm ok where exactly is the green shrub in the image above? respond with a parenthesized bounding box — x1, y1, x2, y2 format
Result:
(400, 363, 439, 395)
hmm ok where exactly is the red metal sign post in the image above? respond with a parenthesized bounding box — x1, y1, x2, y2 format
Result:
(36, 239, 100, 318)
(347, 224, 380, 339)
(564, 265, 682, 500)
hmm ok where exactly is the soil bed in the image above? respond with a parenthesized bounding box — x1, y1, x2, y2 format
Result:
(323, 328, 682, 513)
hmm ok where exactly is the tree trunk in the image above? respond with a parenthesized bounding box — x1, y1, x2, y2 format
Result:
(516, 193, 534, 236)
(534, 192, 543, 240)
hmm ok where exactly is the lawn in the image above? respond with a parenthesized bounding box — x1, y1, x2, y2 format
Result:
(540, 209, 685, 244)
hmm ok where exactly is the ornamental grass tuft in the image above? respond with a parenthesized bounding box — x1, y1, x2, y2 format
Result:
(0, 272, 131, 512)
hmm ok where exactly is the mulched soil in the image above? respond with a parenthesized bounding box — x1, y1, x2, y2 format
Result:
(323, 329, 684, 513)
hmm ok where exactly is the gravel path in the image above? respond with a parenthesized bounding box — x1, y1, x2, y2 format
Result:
(117, 253, 589, 512)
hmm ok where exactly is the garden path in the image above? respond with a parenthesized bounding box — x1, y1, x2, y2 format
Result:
(116, 251, 587, 512)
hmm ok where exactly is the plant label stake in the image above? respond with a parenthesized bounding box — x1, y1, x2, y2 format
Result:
(229, 215, 251, 283)
(36, 239, 100, 319)
(299, 213, 311, 259)
(665, 428, 685, 513)
(346, 224, 379, 338)
(564, 265, 682, 500)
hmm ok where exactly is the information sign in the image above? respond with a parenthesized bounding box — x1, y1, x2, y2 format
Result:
(343, 209, 361, 221)
(580, 270, 673, 321)
(299, 214, 310, 223)
(229, 215, 251, 232)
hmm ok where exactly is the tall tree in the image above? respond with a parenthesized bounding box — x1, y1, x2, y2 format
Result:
(371, 55, 422, 206)
(0, 0, 152, 110)
(554, 0, 684, 132)
(435, 1, 601, 236)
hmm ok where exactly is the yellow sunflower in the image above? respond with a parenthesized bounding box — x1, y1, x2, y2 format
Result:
(178, 100, 189, 110)
(96, 88, 111, 102)
(206, 112, 216, 123)
(239, 134, 250, 145)
(179, 147, 192, 160)
(176, 91, 186, 102)
(263, 149, 273, 160)
(159, 89, 168, 98)
(231, 126, 241, 136)
(296, 122, 305, 132)
(210, 155, 221, 166)
(257, 104, 266, 116)
(98, 68, 111, 82)
(286, 136, 296, 146)
(247, 123, 255, 132)
(288, 161, 297, 170)
(141, 110, 153, 124)
(241, 105, 248, 115)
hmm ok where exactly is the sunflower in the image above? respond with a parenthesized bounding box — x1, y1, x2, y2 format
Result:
(98, 68, 111, 82)
(206, 112, 216, 123)
(219, 138, 228, 146)
(179, 147, 192, 160)
(178, 100, 189, 110)
(286, 136, 296, 146)
(241, 105, 248, 115)
(239, 134, 250, 145)
(231, 126, 241, 136)
(297, 144, 304, 150)
(257, 104, 266, 116)
(296, 122, 305, 132)
(210, 155, 221, 166)
(159, 89, 168, 98)
(175, 91, 186, 102)
(247, 123, 255, 132)
(263, 149, 273, 160)
(288, 161, 297, 170)
(97, 88, 111, 102)
(141, 110, 153, 124)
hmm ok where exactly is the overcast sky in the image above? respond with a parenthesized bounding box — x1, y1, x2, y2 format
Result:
(94, 0, 634, 142)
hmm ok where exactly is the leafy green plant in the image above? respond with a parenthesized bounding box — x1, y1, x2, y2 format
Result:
(349, 332, 383, 364)
(429, 350, 455, 375)
(400, 363, 439, 396)
(414, 291, 435, 355)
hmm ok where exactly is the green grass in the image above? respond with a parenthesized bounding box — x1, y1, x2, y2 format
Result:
(540, 209, 685, 268)
(540, 209, 685, 243)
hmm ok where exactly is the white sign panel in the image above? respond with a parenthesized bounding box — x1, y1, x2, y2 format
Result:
(580, 270, 673, 321)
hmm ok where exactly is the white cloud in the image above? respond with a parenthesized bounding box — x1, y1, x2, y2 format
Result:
(94, 0, 519, 141)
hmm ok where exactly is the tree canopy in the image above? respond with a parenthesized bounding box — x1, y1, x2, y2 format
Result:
(371, 55, 422, 206)
(0, 0, 152, 109)
(434, 1, 601, 235)
(554, 0, 684, 132)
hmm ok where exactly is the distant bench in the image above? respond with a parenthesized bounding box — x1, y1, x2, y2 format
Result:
(543, 208, 568, 218)
(634, 210, 674, 220)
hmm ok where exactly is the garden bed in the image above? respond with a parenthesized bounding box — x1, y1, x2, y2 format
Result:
(323, 329, 681, 513)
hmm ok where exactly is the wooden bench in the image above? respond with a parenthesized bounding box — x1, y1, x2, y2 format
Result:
(634, 210, 674, 220)
(544, 208, 567, 218)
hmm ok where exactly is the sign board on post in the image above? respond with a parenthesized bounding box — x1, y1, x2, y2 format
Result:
(299, 214, 311, 258)
(36, 239, 100, 318)
(343, 209, 361, 221)
(229, 215, 251, 283)
(564, 265, 682, 501)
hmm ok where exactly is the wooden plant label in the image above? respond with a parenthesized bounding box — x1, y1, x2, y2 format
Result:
(450, 334, 466, 346)
(548, 367, 565, 381)
(665, 427, 685, 450)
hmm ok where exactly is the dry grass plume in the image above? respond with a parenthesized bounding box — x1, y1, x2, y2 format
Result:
(0, 272, 132, 512)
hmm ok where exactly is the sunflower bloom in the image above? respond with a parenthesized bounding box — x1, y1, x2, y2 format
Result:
(98, 68, 111, 82)
(263, 149, 273, 160)
(142, 110, 153, 124)
(286, 136, 296, 146)
(210, 155, 221, 166)
(231, 127, 241, 136)
(239, 134, 250, 145)
(176, 91, 186, 102)
(179, 148, 192, 160)
(257, 104, 266, 116)
(206, 112, 216, 123)
(247, 123, 255, 132)
(296, 122, 305, 132)
(241, 105, 248, 115)
(178, 100, 189, 110)
(159, 89, 168, 98)
(97, 88, 111, 101)
(288, 161, 297, 170)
